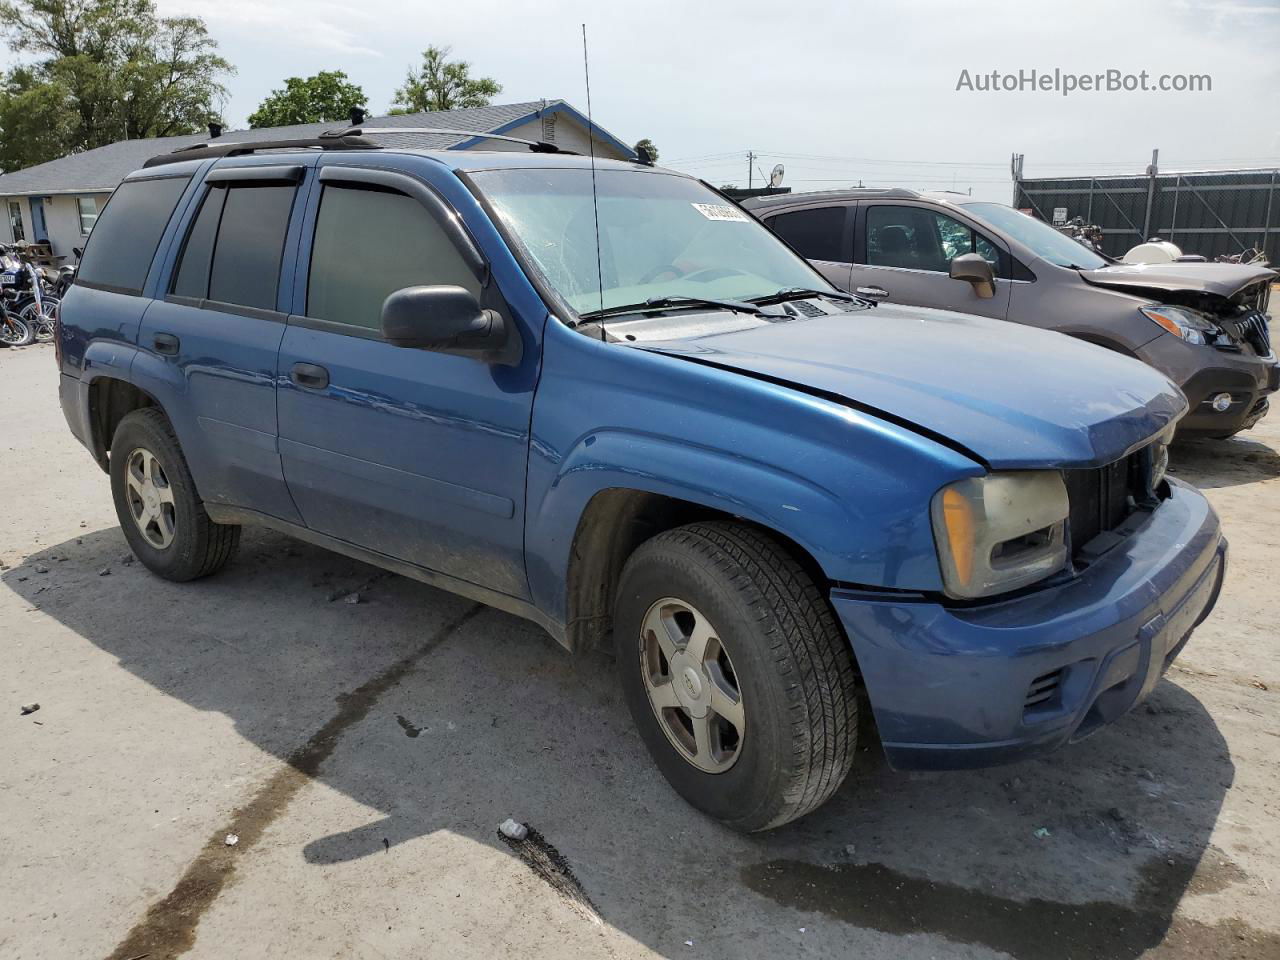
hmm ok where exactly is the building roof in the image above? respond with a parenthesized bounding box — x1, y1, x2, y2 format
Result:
(0, 100, 634, 196)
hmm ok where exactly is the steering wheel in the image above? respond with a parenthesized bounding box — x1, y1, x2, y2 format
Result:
(639, 262, 686, 284)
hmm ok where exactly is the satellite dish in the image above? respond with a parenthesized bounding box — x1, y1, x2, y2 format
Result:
(769, 163, 785, 188)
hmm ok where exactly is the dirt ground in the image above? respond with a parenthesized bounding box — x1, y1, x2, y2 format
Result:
(1, 341, 1277, 960)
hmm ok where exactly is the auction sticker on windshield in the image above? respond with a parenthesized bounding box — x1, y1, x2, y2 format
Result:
(692, 203, 751, 222)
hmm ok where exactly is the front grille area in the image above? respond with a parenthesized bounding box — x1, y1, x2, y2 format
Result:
(1062, 449, 1148, 558)
(1236, 311, 1273, 357)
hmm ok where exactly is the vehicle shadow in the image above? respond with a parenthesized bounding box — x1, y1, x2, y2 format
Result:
(3, 525, 1256, 960)
(1171, 434, 1280, 489)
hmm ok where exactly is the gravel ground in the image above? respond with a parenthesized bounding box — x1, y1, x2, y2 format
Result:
(1, 341, 1277, 960)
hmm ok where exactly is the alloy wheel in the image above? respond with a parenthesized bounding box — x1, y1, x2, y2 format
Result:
(125, 447, 177, 549)
(639, 597, 745, 773)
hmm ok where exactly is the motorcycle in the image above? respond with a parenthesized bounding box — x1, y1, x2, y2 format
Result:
(0, 243, 60, 344)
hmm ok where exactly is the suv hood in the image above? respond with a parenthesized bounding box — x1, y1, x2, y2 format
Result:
(644, 304, 1186, 469)
(1080, 261, 1276, 299)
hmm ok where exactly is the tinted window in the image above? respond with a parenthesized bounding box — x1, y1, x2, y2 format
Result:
(307, 184, 481, 331)
(207, 183, 295, 310)
(865, 206, 1004, 276)
(77, 176, 189, 293)
(767, 207, 846, 262)
(171, 186, 226, 299)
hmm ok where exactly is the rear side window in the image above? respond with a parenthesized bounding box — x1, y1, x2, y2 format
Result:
(77, 176, 189, 293)
(307, 183, 481, 331)
(170, 182, 295, 310)
(767, 207, 846, 262)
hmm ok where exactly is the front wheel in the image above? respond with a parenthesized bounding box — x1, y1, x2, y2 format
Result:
(17, 296, 58, 342)
(614, 521, 859, 832)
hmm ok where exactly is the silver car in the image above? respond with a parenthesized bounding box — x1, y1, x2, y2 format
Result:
(743, 189, 1278, 438)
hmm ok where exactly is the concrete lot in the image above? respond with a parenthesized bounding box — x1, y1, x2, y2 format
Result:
(1, 342, 1277, 960)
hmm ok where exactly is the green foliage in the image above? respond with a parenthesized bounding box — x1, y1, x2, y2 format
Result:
(634, 138, 659, 162)
(247, 70, 366, 128)
(0, 0, 232, 170)
(390, 45, 501, 114)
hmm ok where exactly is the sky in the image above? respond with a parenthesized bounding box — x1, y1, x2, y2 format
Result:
(151, 0, 1280, 202)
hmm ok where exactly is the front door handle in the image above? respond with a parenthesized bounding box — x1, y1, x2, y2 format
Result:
(855, 286, 890, 299)
(153, 332, 180, 356)
(291, 362, 329, 390)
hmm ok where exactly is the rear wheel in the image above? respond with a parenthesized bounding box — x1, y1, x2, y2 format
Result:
(614, 521, 859, 832)
(110, 408, 240, 581)
(0, 312, 32, 346)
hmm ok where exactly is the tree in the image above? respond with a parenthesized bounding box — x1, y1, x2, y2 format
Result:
(0, 0, 232, 169)
(248, 70, 366, 128)
(390, 45, 500, 114)
(634, 138, 659, 162)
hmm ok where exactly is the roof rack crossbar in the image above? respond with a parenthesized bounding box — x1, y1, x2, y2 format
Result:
(326, 126, 573, 154)
(143, 134, 380, 168)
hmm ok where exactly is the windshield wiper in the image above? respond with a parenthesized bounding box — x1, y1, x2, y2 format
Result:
(747, 287, 868, 306)
(577, 295, 772, 321)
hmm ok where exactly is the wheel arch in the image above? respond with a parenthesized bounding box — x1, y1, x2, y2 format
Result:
(86, 376, 161, 471)
(563, 487, 834, 654)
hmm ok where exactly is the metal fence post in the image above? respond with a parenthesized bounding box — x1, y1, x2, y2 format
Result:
(1142, 149, 1159, 240)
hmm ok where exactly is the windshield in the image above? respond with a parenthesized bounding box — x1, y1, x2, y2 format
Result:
(471, 167, 834, 315)
(961, 201, 1109, 270)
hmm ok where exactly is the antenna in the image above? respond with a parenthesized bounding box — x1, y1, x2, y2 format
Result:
(582, 24, 606, 341)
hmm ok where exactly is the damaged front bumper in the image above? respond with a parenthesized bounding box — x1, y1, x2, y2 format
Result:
(831, 478, 1225, 770)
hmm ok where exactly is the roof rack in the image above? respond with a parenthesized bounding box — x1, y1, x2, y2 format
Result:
(143, 126, 575, 169)
(326, 126, 573, 154)
(144, 134, 379, 168)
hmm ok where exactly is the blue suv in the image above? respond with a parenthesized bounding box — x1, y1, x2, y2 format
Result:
(57, 131, 1227, 831)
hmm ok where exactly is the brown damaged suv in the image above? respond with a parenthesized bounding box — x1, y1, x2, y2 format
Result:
(743, 189, 1277, 438)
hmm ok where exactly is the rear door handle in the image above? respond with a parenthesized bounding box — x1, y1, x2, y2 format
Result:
(153, 332, 180, 356)
(855, 286, 889, 299)
(291, 362, 329, 390)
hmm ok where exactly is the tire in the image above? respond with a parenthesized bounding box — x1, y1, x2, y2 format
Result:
(17, 296, 57, 342)
(614, 521, 858, 832)
(110, 408, 240, 581)
(0, 313, 32, 346)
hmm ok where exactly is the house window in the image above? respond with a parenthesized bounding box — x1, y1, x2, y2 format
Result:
(77, 197, 99, 235)
(7, 201, 24, 242)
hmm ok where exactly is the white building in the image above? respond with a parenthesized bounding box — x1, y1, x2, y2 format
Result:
(0, 100, 635, 258)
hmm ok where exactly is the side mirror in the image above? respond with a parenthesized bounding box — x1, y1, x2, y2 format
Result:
(949, 253, 996, 299)
(72, 246, 83, 259)
(380, 285, 520, 365)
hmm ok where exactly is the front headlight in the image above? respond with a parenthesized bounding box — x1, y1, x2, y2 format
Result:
(931, 472, 1070, 599)
(1140, 305, 1220, 345)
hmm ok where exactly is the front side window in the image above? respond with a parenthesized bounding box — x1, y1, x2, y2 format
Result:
(76, 176, 190, 293)
(767, 206, 846, 262)
(866, 206, 1004, 275)
(306, 183, 482, 331)
(470, 168, 833, 315)
(7, 201, 24, 242)
(76, 197, 98, 235)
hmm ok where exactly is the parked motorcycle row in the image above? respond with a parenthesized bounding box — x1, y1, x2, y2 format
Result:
(0, 242, 76, 348)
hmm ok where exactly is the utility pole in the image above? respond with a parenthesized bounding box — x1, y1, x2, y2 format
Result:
(1142, 148, 1159, 240)
(748, 151, 756, 190)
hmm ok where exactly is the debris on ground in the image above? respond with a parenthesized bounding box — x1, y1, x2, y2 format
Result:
(1034, 827, 1052, 839)
(224, 834, 239, 846)
(343, 592, 361, 604)
(1251, 679, 1269, 691)
(844, 843, 857, 857)
(33, 564, 48, 574)
(120, 554, 134, 565)
(98, 567, 111, 577)
(20, 703, 40, 715)
(498, 822, 599, 922)
(499, 818, 529, 841)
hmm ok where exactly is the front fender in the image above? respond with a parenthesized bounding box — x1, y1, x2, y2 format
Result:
(524, 321, 984, 624)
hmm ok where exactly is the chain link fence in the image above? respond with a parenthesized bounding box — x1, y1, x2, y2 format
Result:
(1013, 167, 1279, 262)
